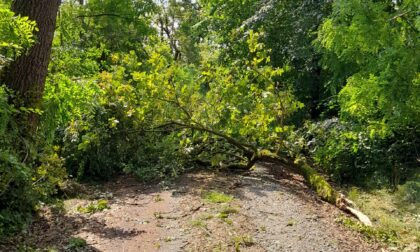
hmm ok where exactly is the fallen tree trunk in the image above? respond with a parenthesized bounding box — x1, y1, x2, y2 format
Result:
(345, 207, 373, 226)
(163, 121, 372, 226)
(290, 158, 339, 204)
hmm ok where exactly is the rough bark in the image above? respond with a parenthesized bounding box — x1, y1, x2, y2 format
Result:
(2, 0, 61, 129)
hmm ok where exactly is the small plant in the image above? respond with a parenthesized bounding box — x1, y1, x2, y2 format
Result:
(96, 199, 109, 210)
(233, 235, 254, 251)
(190, 219, 206, 228)
(190, 213, 214, 228)
(219, 206, 238, 215)
(164, 236, 174, 242)
(212, 243, 224, 252)
(76, 199, 109, 214)
(65, 237, 87, 251)
(217, 206, 238, 225)
(347, 187, 361, 202)
(203, 191, 234, 204)
(199, 213, 214, 220)
(223, 218, 233, 225)
(218, 212, 228, 219)
(218, 206, 238, 218)
(154, 194, 163, 202)
(154, 211, 163, 219)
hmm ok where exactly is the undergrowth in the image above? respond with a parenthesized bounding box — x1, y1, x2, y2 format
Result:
(202, 191, 234, 204)
(341, 179, 420, 251)
(76, 199, 109, 214)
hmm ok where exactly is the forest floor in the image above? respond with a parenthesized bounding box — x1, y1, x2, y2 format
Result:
(5, 163, 383, 252)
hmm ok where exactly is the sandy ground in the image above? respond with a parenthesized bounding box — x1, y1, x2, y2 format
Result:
(2, 163, 382, 252)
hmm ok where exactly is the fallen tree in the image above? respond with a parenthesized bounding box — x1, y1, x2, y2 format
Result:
(129, 32, 373, 225)
(152, 120, 372, 226)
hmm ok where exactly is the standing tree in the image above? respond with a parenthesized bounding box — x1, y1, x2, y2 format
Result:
(1, 0, 61, 130)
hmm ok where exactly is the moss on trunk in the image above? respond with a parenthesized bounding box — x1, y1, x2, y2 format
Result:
(294, 159, 339, 204)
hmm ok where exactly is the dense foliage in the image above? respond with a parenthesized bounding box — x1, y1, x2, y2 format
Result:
(311, 0, 420, 187)
(0, 4, 37, 68)
(0, 0, 418, 239)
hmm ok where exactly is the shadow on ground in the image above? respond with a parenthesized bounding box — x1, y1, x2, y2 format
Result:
(0, 202, 144, 251)
(0, 162, 379, 252)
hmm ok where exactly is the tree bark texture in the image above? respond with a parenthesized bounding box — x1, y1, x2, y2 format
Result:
(3, 0, 60, 108)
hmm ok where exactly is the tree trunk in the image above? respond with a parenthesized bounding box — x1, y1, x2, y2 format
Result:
(2, 0, 61, 130)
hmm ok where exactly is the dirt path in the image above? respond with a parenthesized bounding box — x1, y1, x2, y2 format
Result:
(5, 163, 381, 251)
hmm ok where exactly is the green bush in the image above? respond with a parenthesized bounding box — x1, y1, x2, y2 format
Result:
(0, 86, 34, 237)
(0, 86, 67, 238)
(58, 70, 138, 179)
(123, 133, 188, 182)
(289, 119, 419, 187)
(397, 178, 420, 205)
(55, 68, 188, 181)
(0, 6, 69, 237)
(0, 152, 35, 237)
(65, 237, 87, 251)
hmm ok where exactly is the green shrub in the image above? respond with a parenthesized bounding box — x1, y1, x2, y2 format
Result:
(59, 71, 143, 180)
(397, 178, 420, 205)
(0, 86, 68, 238)
(33, 149, 67, 201)
(56, 70, 188, 181)
(0, 155, 35, 237)
(289, 119, 419, 187)
(123, 133, 188, 182)
(0, 86, 35, 237)
(65, 237, 87, 250)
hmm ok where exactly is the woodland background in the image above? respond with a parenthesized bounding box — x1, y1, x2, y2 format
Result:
(0, 0, 418, 248)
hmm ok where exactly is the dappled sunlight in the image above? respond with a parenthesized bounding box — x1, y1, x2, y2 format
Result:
(0, 0, 417, 251)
